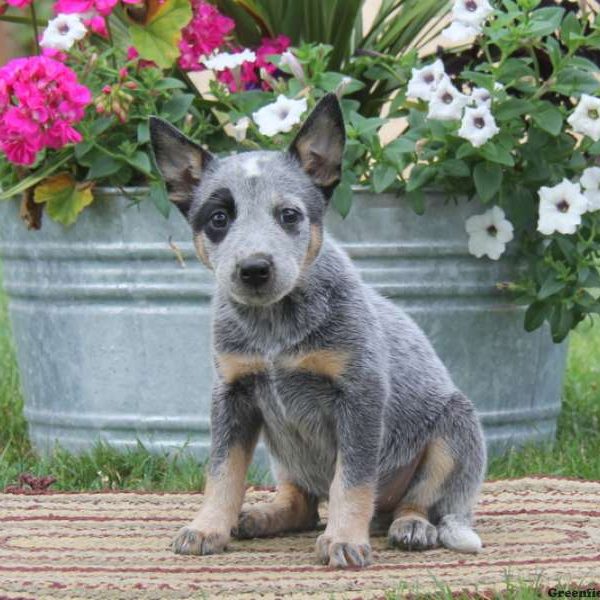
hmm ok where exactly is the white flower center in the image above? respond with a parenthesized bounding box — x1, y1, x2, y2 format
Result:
(556, 199, 570, 213)
(465, 0, 478, 11)
(277, 107, 290, 120)
(423, 73, 435, 84)
(486, 224, 497, 237)
(474, 116, 486, 129)
(58, 23, 70, 35)
(442, 92, 454, 104)
(588, 108, 599, 120)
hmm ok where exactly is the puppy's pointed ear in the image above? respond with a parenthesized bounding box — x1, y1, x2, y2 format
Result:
(149, 117, 213, 218)
(289, 94, 345, 198)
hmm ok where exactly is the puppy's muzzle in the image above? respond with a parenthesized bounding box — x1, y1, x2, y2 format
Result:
(238, 255, 273, 288)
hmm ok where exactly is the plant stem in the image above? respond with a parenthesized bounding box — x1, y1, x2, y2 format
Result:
(29, 1, 40, 55)
(105, 16, 117, 69)
(0, 14, 46, 25)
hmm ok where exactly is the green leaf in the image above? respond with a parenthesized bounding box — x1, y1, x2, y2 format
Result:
(494, 99, 533, 121)
(553, 68, 600, 96)
(127, 151, 152, 175)
(538, 274, 566, 300)
(524, 300, 551, 332)
(90, 117, 114, 136)
(550, 304, 573, 342)
(33, 173, 94, 227)
(406, 164, 435, 192)
(0, 153, 72, 201)
(406, 189, 425, 215)
(332, 179, 353, 217)
(479, 142, 515, 167)
(383, 137, 416, 162)
(137, 122, 150, 144)
(129, 0, 192, 69)
(528, 6, 565, 36)
(87, 155, 122, 180)
(473, 162, 503, 202)
(372, 164, 397, 193)
(149, 180, 171, 218)
(456, 142, 477, 160)
(531, 101, 563, 136)
(161, 94, 195, 122)
(154, 77, 189, 91)
(316, 72, 364, 95)
(440, 159, 470, 178)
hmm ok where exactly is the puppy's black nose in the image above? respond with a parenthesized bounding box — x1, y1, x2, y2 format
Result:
(239, 256, 272, 288)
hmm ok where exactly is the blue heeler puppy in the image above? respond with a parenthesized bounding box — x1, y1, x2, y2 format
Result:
(149, 94, 487, 569)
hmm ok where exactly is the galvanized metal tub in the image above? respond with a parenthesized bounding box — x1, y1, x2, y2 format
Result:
(0, 189, 567, 459)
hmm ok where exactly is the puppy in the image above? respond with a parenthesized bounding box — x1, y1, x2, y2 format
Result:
(149, 94, 486, 569)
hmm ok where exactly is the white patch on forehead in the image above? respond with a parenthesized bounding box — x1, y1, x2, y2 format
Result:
(242, 156, 263, 178)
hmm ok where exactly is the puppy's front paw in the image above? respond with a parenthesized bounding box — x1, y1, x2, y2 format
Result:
(388, 516, 438, 551)
(171, 526, 229, 556)
(315, 533, 372, 568)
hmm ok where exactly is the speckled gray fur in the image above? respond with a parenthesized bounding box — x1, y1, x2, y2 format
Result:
(149, 95, 487, 561)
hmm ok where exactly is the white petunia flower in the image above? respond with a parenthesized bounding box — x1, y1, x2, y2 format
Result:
(280, 51, 305, 83)
(225, 117, 250, 143)
(470, 86, 492, 107)
(537, 179, 589, 235)
(427, 76, 469, 121)
(406, 59, 446, 101)
(441, 20, 480, 44)
(465, 206, 514, 260)
(458, 105, 500, 147)
(452, 0, 494, 27)
(580, 166, 600, 212)
(252, 95, 307, 137)
(203, 49, 256, 71)
(40, 13, 87, 51)
(567, 94, 600, 142)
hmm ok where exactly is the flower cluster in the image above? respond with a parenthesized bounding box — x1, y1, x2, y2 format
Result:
(178, 0, 235, 71)
(216, 35, 291, 92)
(442, 0, 494, 44)
(407, 59, 500, 147)
(52, 0, 136, 37)
(0, 56, 91, 165)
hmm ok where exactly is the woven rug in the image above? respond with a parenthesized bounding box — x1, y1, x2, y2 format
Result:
(0, 477, 598, 599)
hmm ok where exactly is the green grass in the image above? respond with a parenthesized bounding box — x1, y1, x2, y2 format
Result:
(488, 318, 600, 480)
(1, 273, 599, 491)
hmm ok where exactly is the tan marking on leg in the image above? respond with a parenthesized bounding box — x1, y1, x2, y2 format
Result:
(304, 224, 323, 266)
(193, 233, 212, 268)
(216, 353, 268, 384)
(236, 481, 319, 538)
(281, 349, 349, 380)
(316, 455, 375, 568)
(395, 437, 455, 516)
(172, 443, 253, 555)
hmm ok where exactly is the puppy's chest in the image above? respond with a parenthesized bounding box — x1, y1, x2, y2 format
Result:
(216, 349, 346, 434)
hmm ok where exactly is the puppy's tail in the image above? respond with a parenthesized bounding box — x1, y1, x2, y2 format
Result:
(437, 514, 482, 553)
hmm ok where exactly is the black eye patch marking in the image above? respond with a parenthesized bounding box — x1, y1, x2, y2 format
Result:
(192, 188, 236, 244)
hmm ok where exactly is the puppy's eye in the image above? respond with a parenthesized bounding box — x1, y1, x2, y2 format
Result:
(210, 210, 229, 229)
(280, 208, 301, 226)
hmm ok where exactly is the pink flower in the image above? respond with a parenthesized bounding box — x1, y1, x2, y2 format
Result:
(0, 56, 91, 166)
(6, 0, 33, 8)
(53, 0, 94, 13)
(218, 36, 291, 92)
(178, 0, 235, 71)
(86, 15, 108, 37)
(41, 47, 68, 62)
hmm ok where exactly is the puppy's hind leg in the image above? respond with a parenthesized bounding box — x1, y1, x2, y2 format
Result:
(235, 481, 319, 539)
(429, 393, 486, 554)
(388, 392, 486, 554)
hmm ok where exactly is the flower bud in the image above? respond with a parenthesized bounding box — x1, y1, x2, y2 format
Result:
(280, 51, 305, 84)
